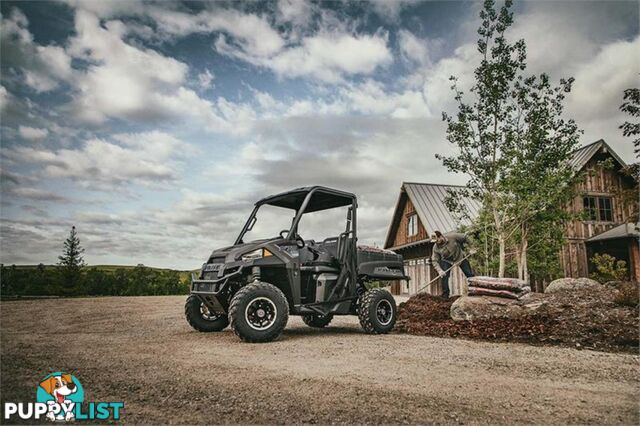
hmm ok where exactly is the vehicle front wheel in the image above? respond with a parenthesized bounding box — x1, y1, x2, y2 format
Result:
(185, 295, 229, 332)
(302, 313, 333, 328)
(358, 288, 397, 334)
(228, 282, 289, 343)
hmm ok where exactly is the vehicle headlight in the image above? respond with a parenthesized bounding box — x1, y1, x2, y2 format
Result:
(240, 248, 273, 262)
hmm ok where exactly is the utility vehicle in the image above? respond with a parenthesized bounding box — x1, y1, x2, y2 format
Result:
(185, 186, 408, 343)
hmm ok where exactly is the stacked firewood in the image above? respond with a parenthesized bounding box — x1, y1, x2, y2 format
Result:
(467, 276, 531, 299)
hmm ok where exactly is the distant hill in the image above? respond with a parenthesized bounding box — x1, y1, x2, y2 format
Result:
(4, 264, 196, 280)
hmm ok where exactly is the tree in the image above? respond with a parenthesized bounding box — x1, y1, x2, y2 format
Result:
(438, 0, 526, 277)
(500, 73, 581, 280)
(57, 226, 86, 295)
(438, 0, 580, 279)
(620, 88, 640, 158)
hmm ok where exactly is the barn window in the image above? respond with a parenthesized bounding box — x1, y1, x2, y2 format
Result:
(583, 196, 613, 222)
(407, 214, 418, 237)
(598, 197, 613, 222)
(583, 197, 597, 220)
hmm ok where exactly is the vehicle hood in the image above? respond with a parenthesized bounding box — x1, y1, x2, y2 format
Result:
(207, 238, 281, 263)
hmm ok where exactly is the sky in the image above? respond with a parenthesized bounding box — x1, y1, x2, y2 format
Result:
(0, 0, 638, 269)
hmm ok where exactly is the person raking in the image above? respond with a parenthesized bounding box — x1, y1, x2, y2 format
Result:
(431, 230, 475, 299)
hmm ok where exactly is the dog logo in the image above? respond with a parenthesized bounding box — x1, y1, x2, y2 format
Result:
(36, 372, 84, 421)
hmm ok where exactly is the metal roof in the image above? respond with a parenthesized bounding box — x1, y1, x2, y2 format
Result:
(587, 222, 640, 243)
(568, 139, 626, 171)
(403, 183, 482, 235)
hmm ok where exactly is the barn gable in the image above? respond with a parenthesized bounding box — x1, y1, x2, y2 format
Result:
(384, 182, 481, 249)
(569, 139, 627, 172)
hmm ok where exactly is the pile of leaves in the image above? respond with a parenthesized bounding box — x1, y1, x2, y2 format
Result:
(395, 287, 639, 353)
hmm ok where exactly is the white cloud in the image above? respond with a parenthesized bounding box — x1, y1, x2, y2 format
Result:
(148, 7, 285, 57)
(18, 126, 49, 141)
(1, 8, 73, 92)
(398, 29, 431, 66)
(218, 30, 392, 83)
(566, 36, 640, 159)
(197, 69, 215, 90)
(68, 10, 189, 123)
(0, 86, 11, 111)
(277, 0, 313, 27)
(5, 131, 192, 189)
(369, 0, 414, 23)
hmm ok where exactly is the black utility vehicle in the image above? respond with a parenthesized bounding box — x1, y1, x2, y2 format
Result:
(185, 186, 409, 343)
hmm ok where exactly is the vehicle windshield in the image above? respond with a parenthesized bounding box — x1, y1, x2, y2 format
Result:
(297, 205, 350, 242)
(239, 204, 295, 242)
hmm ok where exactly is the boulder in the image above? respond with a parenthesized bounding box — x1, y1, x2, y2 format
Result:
(450, 295, 548, 321)
(545, 277, 601, 294)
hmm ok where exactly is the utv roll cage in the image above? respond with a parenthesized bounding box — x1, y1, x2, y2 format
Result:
(235, 186, 358, 245)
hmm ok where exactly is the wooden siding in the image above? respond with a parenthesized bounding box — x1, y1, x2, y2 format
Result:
(392, 195, 429, 247)
(402, 257, 468, 297)
(630, 240, 640, 281)
(562, 154, 637, 278)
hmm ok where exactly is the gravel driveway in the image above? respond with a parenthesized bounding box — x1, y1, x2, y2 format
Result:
(1, 296, 638, 424)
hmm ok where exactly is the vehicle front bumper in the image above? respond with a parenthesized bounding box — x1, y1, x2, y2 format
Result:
(190, 268, 244, 313)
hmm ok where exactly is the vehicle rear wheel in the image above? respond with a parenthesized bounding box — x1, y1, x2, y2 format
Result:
(228, 282, 289, 343)
(185, 295, 229, 332)
(358, 288, 397, 334)
(302, 313, 333, 328)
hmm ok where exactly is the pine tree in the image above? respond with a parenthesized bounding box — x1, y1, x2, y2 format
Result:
(57, 226, 86, 295)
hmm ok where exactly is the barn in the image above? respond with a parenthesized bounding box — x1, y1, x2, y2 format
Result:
(384, 139, 639, 296)
(383, 182, 481, 296)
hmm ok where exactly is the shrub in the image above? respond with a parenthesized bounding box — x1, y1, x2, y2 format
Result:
(590, 253, 628, 283)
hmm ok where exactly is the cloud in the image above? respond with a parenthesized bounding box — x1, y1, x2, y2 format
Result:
(4, 131, 192, 189)
(276, 0, 314, 27)
(369, 0, 415, 23)
(147, 6, 285, 56)
(197, 69, 215, 90)
(566, 36, 640, 159)
(398, 29, 431, 66)
(4, 187, 70, 203)
(217, 30, 392, 83)
(0, 8, 74, 92)
(18, 126, 49, 141)
(67, 10, 189, 123)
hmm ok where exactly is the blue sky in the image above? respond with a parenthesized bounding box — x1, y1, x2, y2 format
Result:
(1, 0, 638, 269)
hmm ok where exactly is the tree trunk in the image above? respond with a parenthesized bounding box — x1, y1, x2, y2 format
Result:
(516, 244, 523, 280)
(522, 238, 529, 282)
(498, 233, 506, 278)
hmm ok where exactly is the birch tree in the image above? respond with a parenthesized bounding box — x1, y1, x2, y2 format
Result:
(439, 0, 580, 279)
(438, 0, 525, 277)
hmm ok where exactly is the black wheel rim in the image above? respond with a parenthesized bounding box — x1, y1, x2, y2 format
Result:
(245, 297, 277, 330)
(376, 300, 393, 326)
(199, 303, 222, 321)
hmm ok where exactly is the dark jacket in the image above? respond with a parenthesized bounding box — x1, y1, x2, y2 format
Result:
(431, 232, 468, 275)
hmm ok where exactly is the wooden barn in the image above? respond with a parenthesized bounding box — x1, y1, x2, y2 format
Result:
(561, 140, 638, 280)
(383, 182, 481, 296)
(384, 140, 639, 296)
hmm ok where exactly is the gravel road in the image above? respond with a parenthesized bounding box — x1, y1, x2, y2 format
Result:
(1, 296, 638, 424)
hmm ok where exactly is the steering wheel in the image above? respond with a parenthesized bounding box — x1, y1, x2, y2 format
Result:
(279, 229, 289, 238)
(295, 235, 305, 248)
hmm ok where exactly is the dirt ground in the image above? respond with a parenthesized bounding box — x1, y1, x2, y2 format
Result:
(1, 296, 638, 425)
